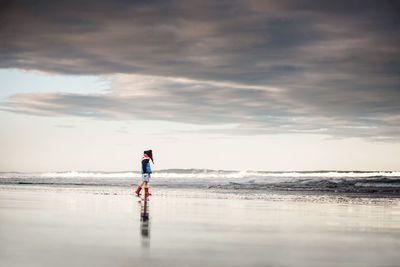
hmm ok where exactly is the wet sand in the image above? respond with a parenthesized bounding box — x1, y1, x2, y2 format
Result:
(1, 186, 399, 267)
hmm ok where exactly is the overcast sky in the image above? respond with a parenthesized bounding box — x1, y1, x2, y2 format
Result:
(1, 0, 399, 171)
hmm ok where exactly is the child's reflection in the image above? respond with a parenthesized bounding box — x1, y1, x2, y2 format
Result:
(139, 199, 150, 248)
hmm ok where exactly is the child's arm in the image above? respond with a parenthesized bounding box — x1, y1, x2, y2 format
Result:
(146, 161, 152, 174)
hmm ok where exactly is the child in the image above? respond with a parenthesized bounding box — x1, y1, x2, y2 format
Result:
(135, 150, 154, 197)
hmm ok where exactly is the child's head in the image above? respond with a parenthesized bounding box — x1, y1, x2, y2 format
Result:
(144, 150, 154, 163)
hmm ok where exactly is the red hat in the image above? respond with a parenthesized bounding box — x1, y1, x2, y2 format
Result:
(144, 150, 154, 163)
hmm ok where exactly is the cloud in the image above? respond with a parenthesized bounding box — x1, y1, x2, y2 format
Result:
(3, 73, 400, 140)
(3, 74, 284, 122)
(0, 0, 399, 140)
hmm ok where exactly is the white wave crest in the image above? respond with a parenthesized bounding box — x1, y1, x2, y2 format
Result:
(0, 170, 399, 179)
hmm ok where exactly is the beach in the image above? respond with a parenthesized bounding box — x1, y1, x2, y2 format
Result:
(1, 184, 399, 267)
(2, 2, 400, 266)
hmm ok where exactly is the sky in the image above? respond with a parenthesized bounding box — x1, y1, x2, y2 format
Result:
(0, 0, 399, 172)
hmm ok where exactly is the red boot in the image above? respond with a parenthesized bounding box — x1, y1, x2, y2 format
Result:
(135, 186, 142, 195)
(144, 188, 152, 197)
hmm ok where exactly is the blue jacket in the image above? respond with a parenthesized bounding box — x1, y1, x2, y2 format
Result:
(141, 157, 152, 174)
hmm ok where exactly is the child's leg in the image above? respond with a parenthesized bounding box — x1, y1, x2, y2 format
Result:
(136, 181, 145, 194)
(144, 182, 151, 196)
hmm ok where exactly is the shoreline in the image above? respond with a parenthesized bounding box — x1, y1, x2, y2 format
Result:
(1, 184, 399, 203)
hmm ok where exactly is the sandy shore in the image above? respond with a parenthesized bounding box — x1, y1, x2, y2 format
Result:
(1, 185, 399, 267)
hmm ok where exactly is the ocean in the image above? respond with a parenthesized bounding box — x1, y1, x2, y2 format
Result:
(1, 169, 400, 196)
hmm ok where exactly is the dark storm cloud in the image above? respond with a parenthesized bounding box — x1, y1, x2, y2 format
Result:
(1, 0, 399, 139)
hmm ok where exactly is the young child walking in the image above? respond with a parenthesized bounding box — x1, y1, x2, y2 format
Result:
(135, 150, 154, 197)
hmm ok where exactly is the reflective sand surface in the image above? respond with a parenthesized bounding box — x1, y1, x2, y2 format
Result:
(1, 186, 399, 267)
